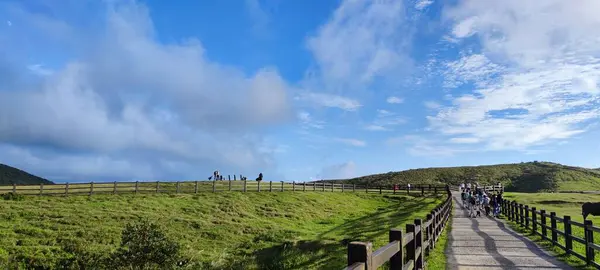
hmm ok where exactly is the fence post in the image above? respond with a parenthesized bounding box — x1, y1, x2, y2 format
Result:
(303, 182, 306, 192)
(243, 180, 247, 192)
(541, 210, 547, 240)
(155, 181, 159, 193)
(347, 242, 372, 269)
(269, 181, 273, 192)
(212, 180, 216, 192)
(414, 219, 424, 269)
(366, 185, 369, 193)
(322, 182, 325, 192)
(331, 183, 334, 192)
(342, 183, 344, 192)
(421, 186, 424, 196)
(426, 213, 433, 252)
(194, 181, 199, 193)
(229, 180, 232, 191)
(40, 183, 44, 195)
(585, 220, 595, 265)
(293, 181, 296, 192)
(175, 181, 179, 194)
(90, 182, 94, 196)
(389, 229, 403, 269)
(134, 181, 138, 194)
(281, 181, 284, 192)
(12, 183, 16, 193)
(257, 180, 261, 192)
(313, 182, 316, 191)
(525, 205, 529, 228)
(564, 216, 573, 254)
(379, 186, 382, 194)
(406, 223, 417, 268)
(532, 207, 537, 233)
(550, 212, 557, 245)
(65, 182, 69, 196)
(519, 204, 524, 226)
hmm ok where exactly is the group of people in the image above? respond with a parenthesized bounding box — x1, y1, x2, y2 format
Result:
(460, 183, 504, 218)
(208, 170, 261, 181)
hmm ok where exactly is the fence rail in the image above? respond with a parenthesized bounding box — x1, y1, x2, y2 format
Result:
(343, 186, 452, 270)
(504, 199, 600, 268)
(0, 181, 448, 197)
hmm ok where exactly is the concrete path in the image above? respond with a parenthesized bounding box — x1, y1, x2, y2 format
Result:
(446, 192, 573, 270)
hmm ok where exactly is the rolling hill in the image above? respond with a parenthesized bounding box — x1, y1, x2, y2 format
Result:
(0, 163, 54, 185)
(327, 161, 600, 193)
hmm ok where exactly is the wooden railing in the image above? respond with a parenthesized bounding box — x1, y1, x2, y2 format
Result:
(504, 199, 600, 268)
(343, 186, 452, 270)
(0, 181, 448, 197)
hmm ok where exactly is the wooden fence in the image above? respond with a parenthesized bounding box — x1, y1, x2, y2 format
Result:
(343, 185, 453, 270)
(0, 181, 447, 197)
(504, 199, 600, 268)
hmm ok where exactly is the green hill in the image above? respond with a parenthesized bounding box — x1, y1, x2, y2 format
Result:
(0, 192, 442, 269)
(0, 163, 54, 185)
(329, 161, 600, 193)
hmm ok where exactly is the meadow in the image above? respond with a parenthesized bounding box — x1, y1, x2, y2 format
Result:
(503, 192, 600, 269)
(0, 191, 444, 269)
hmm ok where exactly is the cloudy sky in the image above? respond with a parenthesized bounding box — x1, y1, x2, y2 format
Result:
(2, 0, 600, 183)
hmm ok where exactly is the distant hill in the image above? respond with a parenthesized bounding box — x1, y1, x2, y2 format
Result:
(324, 161, 600, 193)
(0, 163, 54, 185)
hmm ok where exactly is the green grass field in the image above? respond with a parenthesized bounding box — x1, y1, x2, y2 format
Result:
(0, 191, 444, 269)
(503, 192, 600, 269)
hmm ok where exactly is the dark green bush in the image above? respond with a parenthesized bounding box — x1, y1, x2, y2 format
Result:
(2, 192, 24, 201)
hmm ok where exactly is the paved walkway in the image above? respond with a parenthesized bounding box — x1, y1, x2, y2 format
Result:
(446, 192, 573, 270)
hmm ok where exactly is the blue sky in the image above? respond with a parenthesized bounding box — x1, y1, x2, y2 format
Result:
(2, 0, 600, 183)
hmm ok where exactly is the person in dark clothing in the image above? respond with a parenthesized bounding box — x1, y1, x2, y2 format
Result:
(256, 173, 263, 181)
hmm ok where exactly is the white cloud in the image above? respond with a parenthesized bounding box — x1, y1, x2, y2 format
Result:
(415, 0, 434, 10)
(335, 138, 366, 147)
(424, 101, 441, 109)
(0, 1, 293, 180)
(320, 161, 357, 179)
(428, 0, 600, 151)
(6, 20, 11, 26)
(386, 96, 404, 104)
(245, 0, 271, 38)
(295, 92, 362, 111)
(297, 111, 325, 129)
(364, 109, 406, 131)
(27, 64, 53, 76)
(306, 0, 413, 91)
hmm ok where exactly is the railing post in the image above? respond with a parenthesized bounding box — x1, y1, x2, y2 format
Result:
(532, 207, 537, 233)
(293, 181, 296, 191)
(89, 182, 94, 196)
(541, 210, 547, 240)
(194, 181, 198, 193)
(585, 220, 595, 265)
(414, 219, 424, 269)
(525, 205, 530, 228)
(347, 242, 372, 269)
(243, 180, 247, 192)
(258, 180, 261, 192)
(429, 210, 436, 249)
(65, 182, 69, 196)
(389, 229, 403, 270)
(426, 213, 433, 252)
(379, 186, 382, 194)
(353, 184, 356, 192)
(40, 183, 44, 195)
(421, 186, 424, 196)
(550, 212, 557, 245)
(229, 180, 232, 191)
(366, 185, 369, 193)
(564, 216, 573, 254)
(342, 183, 344, 192)
(135, 181, 139, 194)
(322, 182, 326, 192)
(406, 223, 417, 267)
(313, 182, 316, 191)
(269, 181, 273, 192)
(303, 182, 306, 192)
(281, 181, 285, 192)
(212, 180, 216, 192)
(519, 204, 524, 226)
(12, 183, 16, 193)
(155, 181, 159, 193)
(175, 181, 179, 194)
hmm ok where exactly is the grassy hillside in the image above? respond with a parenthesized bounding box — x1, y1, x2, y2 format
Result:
(0, 163, 53, 185)
(330, 161, 600, 193)
(0, 192, 443, 269)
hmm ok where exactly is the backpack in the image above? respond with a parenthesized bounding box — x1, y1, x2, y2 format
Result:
(469, 196, 476, 205)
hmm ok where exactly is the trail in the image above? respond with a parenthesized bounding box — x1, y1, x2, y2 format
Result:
(445, 192, 573, 270)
